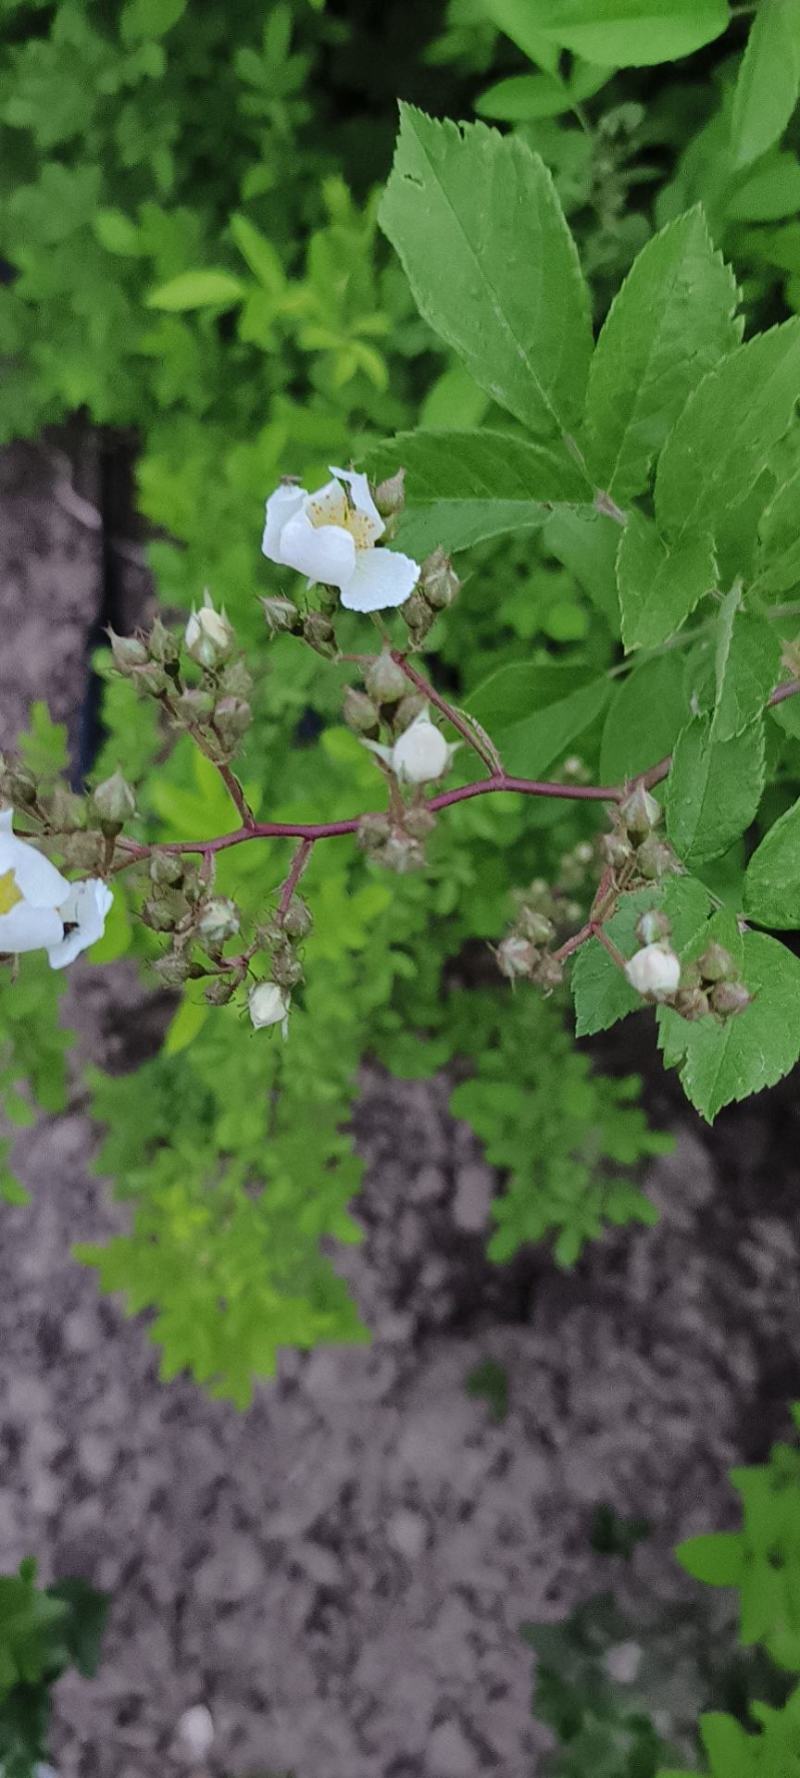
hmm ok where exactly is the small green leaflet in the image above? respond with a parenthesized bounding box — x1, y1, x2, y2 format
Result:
(467, 667, 609, 778)
(744, 794, 800, 928)
(572, 877, 712, 1039)
(147, 269, 246, 311)
(616, 510, 716, 651)
(585, 208, 741, 501)
(731, 0, 800, 169)
(380, 106, 593, 439)
(666, 714, 765, 866)
(675, 1532, 745, 1586)
(502, 0, 730, 64)
(600, 654, 688, 784)
(658, 916, 800, 1120)
(365, 427, 590, 557)
(710, 586, 782, 742)
(655, 321, 800, 546)
(543, 508, 621, 630)
(752, 465, 800, 595)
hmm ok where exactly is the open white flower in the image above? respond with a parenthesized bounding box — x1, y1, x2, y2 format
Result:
(249, 980, 290, 1035)
(0, 808, 113, 970)
(262, 467, 419, 613)
(363, 707, 456, 786)
(624, 941, 681, 1002)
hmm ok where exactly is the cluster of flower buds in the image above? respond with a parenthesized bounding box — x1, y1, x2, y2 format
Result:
(495, 880, 564, 996)
(601, 783, 680, 884)
(624, 909, 751, 1022)
(247, 894, 313, 1031)
(357, 803, 437, 874)
(400, 548, 461, 646)
(109, 595, 253, 765)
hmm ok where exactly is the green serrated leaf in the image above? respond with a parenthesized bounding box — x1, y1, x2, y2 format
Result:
(731, 0, 800, 169)
(147, 269, 246, 311)
(660, 921, 800, 1120)
(616, 510, 717, 651)
(600, 654, 689, 783)
(365, 427, 589, 556)
(586, 208, 741, 501)
(666, 715, 765, 865)
(744, 793, 800, 927)
(710, 589, 781, 741)
(753, 465, 800, 595)
(655, 321, 800, 548)
(380, 105, 592, 438)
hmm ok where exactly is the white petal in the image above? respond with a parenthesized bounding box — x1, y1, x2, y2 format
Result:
(329, 467, 384, 544)
(0, 823, 70, 909)
(262, 484, 306, 563)
(303, 479, 349, 529)
(360, 738, 394, 766)
(0, 901, 64, 954)
(339, 547, 419, 613)
(47, 879, 113, 971)
(277, 510, 356, 590)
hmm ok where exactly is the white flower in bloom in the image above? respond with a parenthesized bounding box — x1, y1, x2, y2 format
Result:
(624, 942, 681, 1002)
(364, 708, 456, 786)
(0, 808, 113, 970)
(249, 980, 290, 1035)
(262, 467, 419, 613)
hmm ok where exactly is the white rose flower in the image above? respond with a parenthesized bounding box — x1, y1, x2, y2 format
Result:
(624, 941, 681, 1001)
(248, 980, 290, 1035)
(0, 808, 113, 970)
(262, 467, 419, 613)
(364, 707, 456, 786)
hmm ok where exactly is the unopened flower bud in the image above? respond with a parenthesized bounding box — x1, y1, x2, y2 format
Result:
(624, 942, 681, 1001)
(635, 909, 671, 946)
(60, 831, 105, 870)
(697, 942, 736, 984)
(91, 770, 136, 836)
(636, 837, 678, 880)
(149, 850, 184, 887)
(420, 547, 460, 612)
(134, 661, 170, 696)
(108, 628, 148, 673)
(152, 952, 196, 986)
(391, 711, 453, 785)
(710, 979, 752, 1017)
(261, 594, 302, 637)
(364, 649, 408, 705)
(601, 832, 635, 870)
(204, 975, 241, 1005)
(518, 909, 555, 946)
(343, 687, 380, 735)
(380, 832, 426, 873)
(213, 695, 252, 741)
(535, 953, 564, 994)
(184, 595, 234, 668)
(400, 589, 435, 639)
(393, 693, 426, 732)
(141, 891, 189, 932)
(173, 688, 216, 726)
(48, 785, 86, 832)
(197, 897, 240, 946)
(673, 986, 711, 1022)
(281, 896, 313, 940)
(302, 612, 337, 658)
(403, 804, 437, 841)
(218, 658, 253, 699)
(357, 812, 392, 852)
(374, 468, 406, 518)
(249, 980, 290, 1032)
(271, 948, 304, 989)
(620, 783, 662, 839)
(147, 616, 180, 666)
(497, 935, 537, 979)
(7, 767, 37, 807)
